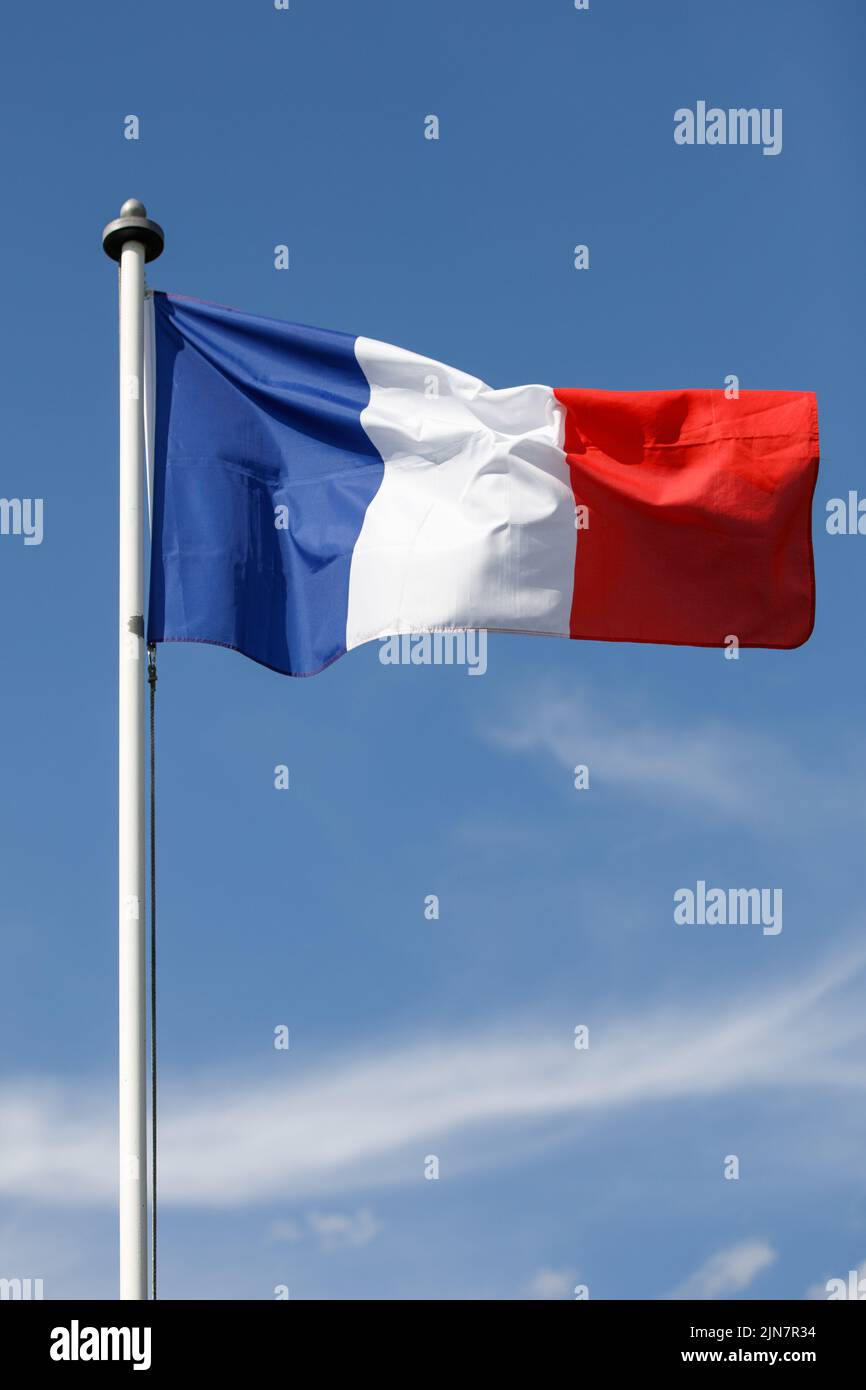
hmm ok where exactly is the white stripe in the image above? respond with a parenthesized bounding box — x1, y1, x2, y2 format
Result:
(347, 337, 575, 649)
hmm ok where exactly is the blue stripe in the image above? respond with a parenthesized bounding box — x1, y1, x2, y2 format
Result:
(147, 292, 383, 675)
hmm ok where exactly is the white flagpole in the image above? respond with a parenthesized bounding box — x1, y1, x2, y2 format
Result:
(102, 199, 164, 1300)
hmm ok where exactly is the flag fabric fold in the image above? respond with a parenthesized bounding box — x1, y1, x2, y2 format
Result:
(145, 292, 818, 675)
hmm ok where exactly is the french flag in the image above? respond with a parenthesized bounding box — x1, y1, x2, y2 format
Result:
(145, 292, 819, 675)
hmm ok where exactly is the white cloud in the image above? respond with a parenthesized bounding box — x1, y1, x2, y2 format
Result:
(306, 1208, 381, 1250)
(523, 1267, 577, 1300)
(1, 948, 865, 1209)
(667, 1239, 776, 1299)
(487, 682, 863, 826)
(266, 1207, 381, 1251)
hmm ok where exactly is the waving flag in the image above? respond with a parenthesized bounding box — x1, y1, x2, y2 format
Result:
(145, 292, 818, 675)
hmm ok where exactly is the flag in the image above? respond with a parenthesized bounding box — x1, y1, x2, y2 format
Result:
(145, 292, 818, 676)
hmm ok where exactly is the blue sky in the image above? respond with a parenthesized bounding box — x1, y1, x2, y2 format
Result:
(1, 0, 865, 1299)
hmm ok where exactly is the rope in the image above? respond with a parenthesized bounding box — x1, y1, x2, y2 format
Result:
(147, 642, 158, 1300)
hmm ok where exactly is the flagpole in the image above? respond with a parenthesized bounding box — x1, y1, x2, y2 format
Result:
(102, 199, 164, 1300)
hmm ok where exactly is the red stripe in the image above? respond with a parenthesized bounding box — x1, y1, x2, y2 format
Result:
(553, 388, 819, 648)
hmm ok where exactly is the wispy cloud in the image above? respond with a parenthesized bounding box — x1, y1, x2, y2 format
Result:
(306, 1207, 381, 1250)
(266, 1207, 381, 1251)
(523, 1267, 577, 1300)
(667, 1239, 776, 1299)
(2, 948, 865, 1209)
(486, 681, 864, 826)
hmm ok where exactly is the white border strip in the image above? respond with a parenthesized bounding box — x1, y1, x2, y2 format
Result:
(143, 292, 156, 528)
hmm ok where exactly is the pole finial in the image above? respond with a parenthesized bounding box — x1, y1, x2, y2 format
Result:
(102, 199, 164, 263)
